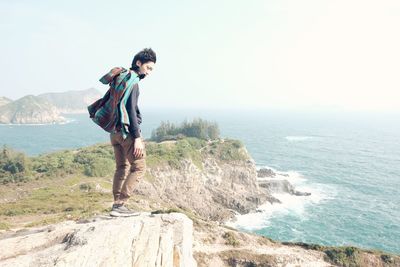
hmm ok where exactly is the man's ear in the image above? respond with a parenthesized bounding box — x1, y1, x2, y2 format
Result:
(136, 60, 142, 68)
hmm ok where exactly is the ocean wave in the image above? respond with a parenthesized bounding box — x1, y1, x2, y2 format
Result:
(226, 167, 336, 231)
(59, 118, 77, 124)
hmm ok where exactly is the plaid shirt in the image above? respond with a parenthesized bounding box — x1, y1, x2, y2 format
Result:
(87, 67, 141, 139)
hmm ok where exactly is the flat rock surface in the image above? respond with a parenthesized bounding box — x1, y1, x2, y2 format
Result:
(0, 212, 197, 267)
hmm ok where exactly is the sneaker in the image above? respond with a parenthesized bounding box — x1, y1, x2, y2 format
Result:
(109, 204, 140, 217)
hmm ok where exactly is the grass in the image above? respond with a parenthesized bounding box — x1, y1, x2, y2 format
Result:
(222, 231, 240, 247)
(64, 175, 82, 186)
(151, 206, 200, 224)
(146, 137, 207, 170)
(204, 138, 249, 162)
(0, 221, 10, 230)
(145, 137, 249, 170)
(144, 171, 157, 183)
(0, 186, 109, 217)
(0, 174, 112, 228)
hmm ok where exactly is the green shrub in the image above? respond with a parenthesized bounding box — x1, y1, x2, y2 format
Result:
(84, 158, 114, 177)
(79, 183, 93, 191)
(150, 118, 220, 142)
(73, 144, 115, 177)
(0, 145, 33, 184)
(32, 150, 77, 176)
(205, 139, 248, 162)
(324, 247, 361, 267)
(222, 231, 240, 247)
(0, 143, 117, 184)
(146, 138, 205, 169)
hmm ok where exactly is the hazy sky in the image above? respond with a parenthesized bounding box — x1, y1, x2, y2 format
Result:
(1, 0, 399, 111)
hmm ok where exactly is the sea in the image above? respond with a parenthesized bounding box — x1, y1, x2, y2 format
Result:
(1, 109, 399, 254)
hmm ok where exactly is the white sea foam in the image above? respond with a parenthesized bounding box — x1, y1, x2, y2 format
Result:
(59, 117, 77, 124)
(226, 166, 336, 231)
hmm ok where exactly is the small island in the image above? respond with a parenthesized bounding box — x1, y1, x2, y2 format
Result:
(0, 95, 65, 124)
(0, 88, 102, 125)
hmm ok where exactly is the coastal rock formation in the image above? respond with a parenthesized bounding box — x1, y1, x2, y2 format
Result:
(0, 213, 197, 267)
(259, 179, 311, 196)
(135, 145, 278, 222)
(1, 212, 397, 267)
(194, 220, 400, 267)
(257, 167, 277, 178)
(257, 167, 289, 178)
(193, 222, 331, 267)
(133, 149, 310, 222)
(0, 95, 66, 124)
(257, 167, 310, 196)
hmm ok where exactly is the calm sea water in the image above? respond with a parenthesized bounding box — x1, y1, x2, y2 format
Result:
(1, 109, 399, 254)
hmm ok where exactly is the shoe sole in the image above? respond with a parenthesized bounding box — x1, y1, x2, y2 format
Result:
(109, 211, 140, 217)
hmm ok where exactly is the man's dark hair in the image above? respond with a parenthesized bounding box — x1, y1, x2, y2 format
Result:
(130, 48, 157, 72)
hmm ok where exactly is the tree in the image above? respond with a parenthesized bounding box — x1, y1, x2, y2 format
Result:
(150, 118, 220, 142)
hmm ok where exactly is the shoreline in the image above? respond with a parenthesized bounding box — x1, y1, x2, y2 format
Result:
(225, 165, 334, 243)
(0, 117, 77, 126)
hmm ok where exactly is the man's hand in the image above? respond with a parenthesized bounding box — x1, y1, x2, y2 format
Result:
(133, 137, 144, 158)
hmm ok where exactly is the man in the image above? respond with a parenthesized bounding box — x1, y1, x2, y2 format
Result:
(105, 48, 156, 217)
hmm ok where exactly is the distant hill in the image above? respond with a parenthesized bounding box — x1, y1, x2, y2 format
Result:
(0, 95, 65, 124)
(37, 88, 103, 114)
(0, 88, 103, 124)
(0, 96, 12, 107)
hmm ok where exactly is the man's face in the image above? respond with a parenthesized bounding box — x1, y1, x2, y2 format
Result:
(136, 60, 155, 79)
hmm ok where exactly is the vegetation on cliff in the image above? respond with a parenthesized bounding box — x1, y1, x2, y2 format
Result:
(282, 242, 399, 267)
(0, 137, 246, 185)
(150, 118, 220, 142)
(0, 127, 247, 230)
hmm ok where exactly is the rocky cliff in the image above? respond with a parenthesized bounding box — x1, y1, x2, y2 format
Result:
(1, 211, 397, 267)
(132, 139, 310, 223)
(0, 213, 197, 267)
(136, 146, 271, 222)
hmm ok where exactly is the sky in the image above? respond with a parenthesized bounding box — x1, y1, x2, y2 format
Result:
(0, 0, 399, 112)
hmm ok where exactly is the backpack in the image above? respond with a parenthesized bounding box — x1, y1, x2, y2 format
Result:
(87, 67, 134, 133)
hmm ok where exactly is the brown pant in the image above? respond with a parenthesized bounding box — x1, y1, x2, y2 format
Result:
(110, 131, 146, 203)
